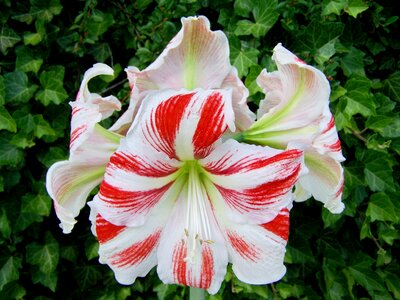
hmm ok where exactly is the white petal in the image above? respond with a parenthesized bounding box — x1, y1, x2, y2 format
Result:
(143, 16, 231, 90)
(46, 161, 105, 233)
(156, 184, 228, 294)
(297, 149, 345, 213)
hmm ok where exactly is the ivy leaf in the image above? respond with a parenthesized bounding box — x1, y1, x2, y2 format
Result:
(26, 232, 59, 274)
(84, 237, 99, 261)
(294, 21, 344, 53)
(234, 0, 279, 38)
(85, 10, 115, 42)
(347, 253, 386, 292)
(35, 66, 68, 106)
(29, 0, 63, 22)
(0, 257, 22, 290)
(340, 47, 365, 76)
(230, 37, 259, 77)
(32, 271, 58, 292)
(321, 0, 347, 16)
(383, 71, 400, 101)
(0, 136, 24, 168)
(4, 71, 38, 105)
(362, 150, 395, 192)
(0, 25, 21, 55)
(15, 46, 43, 74)
(366, 115, 400, 138)
(0, 106, 17, 133)
(344, 0, 369, 18)
(21, 192, 51, 217)
(75, 265, 103, 291)
(0, 76, 5, 105)
(366, 193, 399, 223)
(344, 75, 376, 117)
(0, 209, 11, 239)
(34, 115, 56, 138)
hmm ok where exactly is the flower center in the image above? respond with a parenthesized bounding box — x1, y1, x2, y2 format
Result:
(180, 161, 214, 264)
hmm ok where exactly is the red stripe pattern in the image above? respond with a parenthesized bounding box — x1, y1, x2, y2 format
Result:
(260, 208, 290, 241)
(172, 243, 215, 289)
(144, 93, 194, 159)
(192, 92, 228, 159)
(227, 231, 260, 262)
(111, 230, 162, 268)
(96, 214, 126, 244)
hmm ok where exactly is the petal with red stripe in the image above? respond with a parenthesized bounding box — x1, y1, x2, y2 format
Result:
(88, 202, 171, 285)
(156, 177, 228, 295)
(94, 137, 183, 227)
(202, 140, 302, 224)
(222, 207, 291, 284)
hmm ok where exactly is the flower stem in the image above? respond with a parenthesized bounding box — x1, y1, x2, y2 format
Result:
(190, 287, 205, 300)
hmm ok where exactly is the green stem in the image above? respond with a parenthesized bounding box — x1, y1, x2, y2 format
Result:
(190, 287, 205, 300)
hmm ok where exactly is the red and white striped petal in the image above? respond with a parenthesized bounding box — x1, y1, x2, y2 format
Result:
(221, 67, 256, 131)
(156, 186, 228, 295)
(312, 115, 345, 162)
(128, 89, 234, 161)
(94, 136, 183, 227)
(143, 16, 231, 91)
(201, 140, 303, 224)
(244, 43, 331, 148)
(46, 161, 106, 233)
(88, 202, 170, 285)
(296, 149, 345, 213)
(222, 207, 290, 284)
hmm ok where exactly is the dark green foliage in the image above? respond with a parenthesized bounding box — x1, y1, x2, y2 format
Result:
(0, 0, 399, 298)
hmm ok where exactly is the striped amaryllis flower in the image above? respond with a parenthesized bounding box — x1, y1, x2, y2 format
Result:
(242, 44, 345, 213)
(89, 88, 303, 294)
(111, 15, 255, 134)
(46, 63, 123, 233)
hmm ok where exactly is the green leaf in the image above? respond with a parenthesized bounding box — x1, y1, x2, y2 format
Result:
(386, 273, 400, 299)
(15, 47, 43, 74)
(344, 0, 369, 18)
(294, 21, 344, 52)
(315, 38, 337, 65)
(21, 192, 51, 217)
(0, 25, 21, 55)
(366, 193, 399, 223)
(26, 233, 59, 274)
(230, 37, 259, 78)
(0, 209, 11, 239)
(321, 0, 347, 16)
(362, 151, 395, 192)
(344, 75, 376, 117)
(245, 65, 262, 96)
(32, 271, 58, 292)
(0, 257, 22, 290)
(35, 66, 68, 106)
(34, 115, 56, 138)
(29, 0, 63, 22)
(0, 136, 24, 167)
(4, 72, 38, 105)
(234, 0, 279, 37)
(0, 107, 17, 133)
(86, 10, 115, 42)
(75, 265, 103, 291)
(234, 0, 253, 17)
(340, 47, 365, 76)
(383, 71, 400, 101)
(366, 115, 400, 138)
(84, 238, 99, 261)
(0, 76, 5, 105)
(347, 253, 386, 292)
